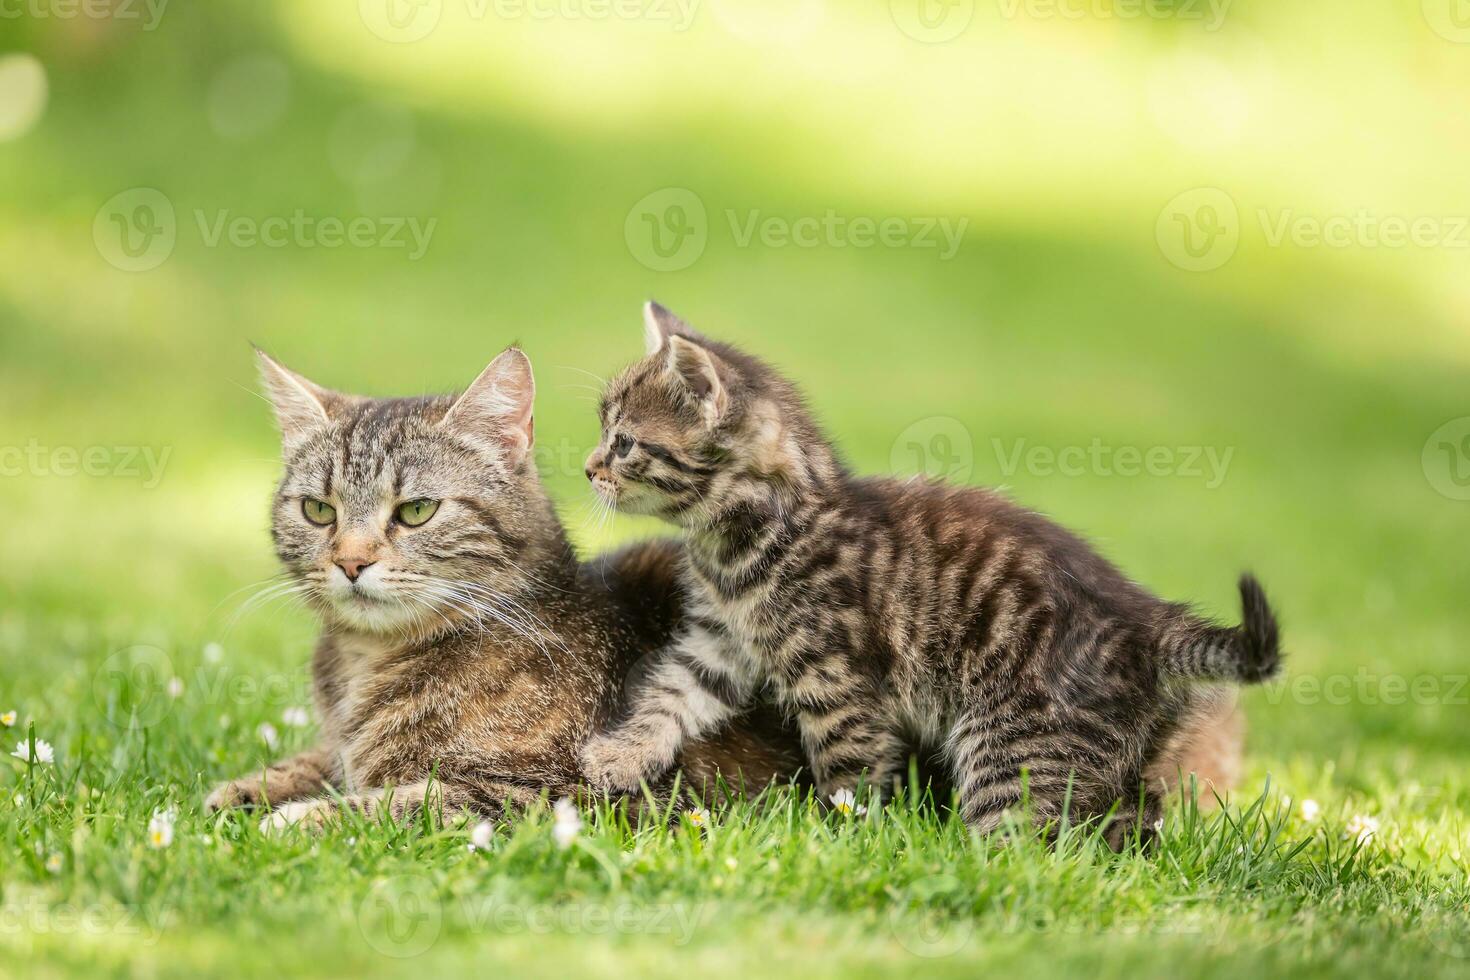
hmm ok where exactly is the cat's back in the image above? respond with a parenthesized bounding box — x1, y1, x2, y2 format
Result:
(845, 474, 1156, 613)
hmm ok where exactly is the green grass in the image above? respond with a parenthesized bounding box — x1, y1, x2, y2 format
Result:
(3, 2, 1469, 977)
(2, 703, 1467, 980)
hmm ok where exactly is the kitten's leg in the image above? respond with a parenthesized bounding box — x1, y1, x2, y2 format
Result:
(205, 746, 335, 812)
(948, 711, 1110, 838)
(260, 777, 549, 832)
(1100, 787, 1163, 852)
(581, 624, 759, 792)
(789, 670, 908, 805)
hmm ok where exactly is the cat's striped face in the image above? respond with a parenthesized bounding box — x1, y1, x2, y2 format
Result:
(585, 303, 814, 527)
(587, 355, 724, 522)
(259, 348, 541, 637)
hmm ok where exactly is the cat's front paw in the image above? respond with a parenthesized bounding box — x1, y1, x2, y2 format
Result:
(259, 799, 335, 834)
(580, 734, 656, 792)
(204, 778, 263, 813)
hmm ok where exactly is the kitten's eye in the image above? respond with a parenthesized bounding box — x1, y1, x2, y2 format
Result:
(302, 498, 336, 526)
(611, 433, 634, 458)
(396, 499, 440, 527)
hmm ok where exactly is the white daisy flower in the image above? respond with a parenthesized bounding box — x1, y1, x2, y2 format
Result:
(687, 807, 711, 829)
(166, 677, 184, 699)
(1345, 814, 1379, 844)
(45, 853, 63, 874)
(12, 737, 54, 765)
(0, 710, 15, 727)
(148, 808, 176, 849)
(551, 797, 582, 849)
(724, 856, 738, 871)
(469, 820, 493, 851)
(828, 789, 867, 816)
(1299, 798, 1320, 822)
(256, 722, 279, 750)
(282, 706, 310, 728)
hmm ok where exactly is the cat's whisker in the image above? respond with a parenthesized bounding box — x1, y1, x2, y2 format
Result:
(228, 579, 313, 627)
(554, 364, 608, 387)
(413, 581, 534, 643)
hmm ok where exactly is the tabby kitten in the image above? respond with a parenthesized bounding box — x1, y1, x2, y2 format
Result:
(205, 347, 801, 830)
(579, 303, 1281, 845)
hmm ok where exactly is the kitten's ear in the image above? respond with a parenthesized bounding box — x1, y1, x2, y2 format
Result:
(255, 348, 338, 451)
(664, 334, 728, 426)
(442, 347, 536, 467)
(643, 300, 705, 354)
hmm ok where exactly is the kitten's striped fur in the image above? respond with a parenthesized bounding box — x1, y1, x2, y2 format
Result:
(206, 348, 802, 831)
(580, 304, 1281, 846)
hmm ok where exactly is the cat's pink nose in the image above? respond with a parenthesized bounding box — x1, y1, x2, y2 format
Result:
(335, 557, 376, 582)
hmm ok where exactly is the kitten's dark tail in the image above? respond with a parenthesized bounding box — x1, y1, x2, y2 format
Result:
(1155, 574, 1281, 684)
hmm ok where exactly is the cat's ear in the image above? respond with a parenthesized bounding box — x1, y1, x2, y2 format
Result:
(255, 348, 338, 451)
(442, 347, 536, 467)
(664, 334, 728, 426)
(643, 300, 710, 354)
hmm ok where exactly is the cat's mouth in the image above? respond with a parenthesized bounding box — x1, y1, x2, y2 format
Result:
(590, 475, 624, 505)
(340, 588, 392, 606)
(323, 584, 421, 634)
(593, 478, 659, 517)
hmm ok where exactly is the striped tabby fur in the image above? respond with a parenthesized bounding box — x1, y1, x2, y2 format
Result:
(206, 347, 802, 831)
(580, 303, 1281, 846)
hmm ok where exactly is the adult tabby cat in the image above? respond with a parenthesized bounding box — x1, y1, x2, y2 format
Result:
(205, 347, 801, 830)
(579, 303, 1280, 846)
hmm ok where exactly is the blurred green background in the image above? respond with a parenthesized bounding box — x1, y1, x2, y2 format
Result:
(1, 0, 1468, 975)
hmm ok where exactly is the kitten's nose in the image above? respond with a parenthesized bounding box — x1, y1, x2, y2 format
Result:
(335, 557, 376, 582)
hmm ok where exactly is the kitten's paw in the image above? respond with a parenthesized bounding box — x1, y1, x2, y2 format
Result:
(204, 778, 262, 813)
(259, 799, 334, 834)
(580, 734, 654, 792)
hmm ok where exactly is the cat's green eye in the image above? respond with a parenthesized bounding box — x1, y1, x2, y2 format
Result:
(302, 498, 336, 526)
(396, 499, 440, 527)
